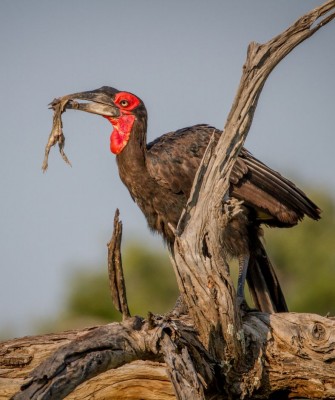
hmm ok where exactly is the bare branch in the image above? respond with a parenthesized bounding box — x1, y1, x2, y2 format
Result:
(3, 312, 335, 399)
(153, 317, 216, 400)
(107, 209, 130, 319)
(7, 314, 218, 400)
(11, 317, 151, 400)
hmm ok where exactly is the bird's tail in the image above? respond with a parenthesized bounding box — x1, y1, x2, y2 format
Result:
(246, 238, 288, 313)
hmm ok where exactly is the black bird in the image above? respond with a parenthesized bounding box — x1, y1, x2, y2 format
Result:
(55, 86, 321, 312)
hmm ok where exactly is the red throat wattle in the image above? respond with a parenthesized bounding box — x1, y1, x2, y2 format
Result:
(105, 114, 136, 155)
(103, 91, 141, 154)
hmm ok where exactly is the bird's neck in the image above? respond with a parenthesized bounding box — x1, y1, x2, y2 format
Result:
(116, 117, 149, 184)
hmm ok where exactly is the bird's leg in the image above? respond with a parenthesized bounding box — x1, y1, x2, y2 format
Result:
(237, 253, 250, 307)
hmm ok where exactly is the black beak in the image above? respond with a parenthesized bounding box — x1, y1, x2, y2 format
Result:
(50, 88, 120, 118)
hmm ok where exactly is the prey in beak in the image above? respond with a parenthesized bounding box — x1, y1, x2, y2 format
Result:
(42, 88, 120, 172)
(50, 88, 121, 117)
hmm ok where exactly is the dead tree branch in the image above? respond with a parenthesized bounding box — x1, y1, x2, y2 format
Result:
(2, 312, 335, 399)
(172, 0, 335, 367)
(107, 209, 130, 319)
(5, 315, 217, 400)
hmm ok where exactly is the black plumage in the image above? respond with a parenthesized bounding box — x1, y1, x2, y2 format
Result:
(145, 124, 319, 238)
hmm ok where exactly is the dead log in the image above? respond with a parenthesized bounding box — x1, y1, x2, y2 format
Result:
(2, 313, 335, 399)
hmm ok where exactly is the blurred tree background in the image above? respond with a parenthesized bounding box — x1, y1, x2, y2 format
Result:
(265, 190, 335, 314)
(39, 189, 335, 334)
(39, 242, 179, 333)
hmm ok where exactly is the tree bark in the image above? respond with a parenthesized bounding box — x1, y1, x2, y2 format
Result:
(0, 327, 174, 400)
(2, 313, 335, 399)
(1, 1, 335, 399)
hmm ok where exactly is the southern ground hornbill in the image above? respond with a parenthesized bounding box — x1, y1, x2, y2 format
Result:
(52, 86, 321, 313)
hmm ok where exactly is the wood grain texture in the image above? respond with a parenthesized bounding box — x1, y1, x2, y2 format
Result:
(2, 313, 335, 399)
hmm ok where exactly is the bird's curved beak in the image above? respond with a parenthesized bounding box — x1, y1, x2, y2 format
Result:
(50, 89, 120, 118)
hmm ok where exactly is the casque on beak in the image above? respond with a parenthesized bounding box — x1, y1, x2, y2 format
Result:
(49, 88, 120, 118)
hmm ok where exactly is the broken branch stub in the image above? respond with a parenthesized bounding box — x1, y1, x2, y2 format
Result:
(107, 209, 131, 319)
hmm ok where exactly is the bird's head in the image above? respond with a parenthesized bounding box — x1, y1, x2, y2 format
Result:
(57, 86, 147, 154)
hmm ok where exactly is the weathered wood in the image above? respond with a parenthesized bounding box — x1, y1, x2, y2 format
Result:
(10, 317, 156, 400)
(65, 361, 175, 400)
(0, 329, 174, 400)
(259, 313, 335, 399)
(170, 0, 335, 384)
(2, 313, 335, 399)
(107, 208, 130, 319)
(1, 316, 216, 400)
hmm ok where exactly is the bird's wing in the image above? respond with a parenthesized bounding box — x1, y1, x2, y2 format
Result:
(146, 124, 217, 195)
(146, 124, 320, 224)
(232, 148, 321, 224)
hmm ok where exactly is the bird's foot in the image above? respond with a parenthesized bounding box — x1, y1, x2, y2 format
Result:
(236, 296, 258, 315)
(236, 295, 250, 310)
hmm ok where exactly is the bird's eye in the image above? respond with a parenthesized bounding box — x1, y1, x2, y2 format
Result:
(120, 99, 129, 107)
(114, 92, 141, 110)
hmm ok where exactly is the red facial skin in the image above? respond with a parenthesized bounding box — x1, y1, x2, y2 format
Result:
(104, 92, 141, 155)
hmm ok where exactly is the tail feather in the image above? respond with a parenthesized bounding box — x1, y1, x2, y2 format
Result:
(246, 238, 288, 313)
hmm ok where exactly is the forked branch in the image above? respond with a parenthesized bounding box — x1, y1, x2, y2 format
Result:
(172, 0, 335, 361)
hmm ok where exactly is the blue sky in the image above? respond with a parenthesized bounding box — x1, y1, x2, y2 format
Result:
(0, 1, 334, 338)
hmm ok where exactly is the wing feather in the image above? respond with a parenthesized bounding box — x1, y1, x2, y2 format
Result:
(146, 124, 215, 194)
(146, 124, 320, 225)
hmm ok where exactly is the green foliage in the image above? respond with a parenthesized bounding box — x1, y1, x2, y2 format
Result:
(63, 242, 178, 326)
(66, 269, 120, 322)
(265, 191, 335, 314)
(122, 243, 179, 315)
